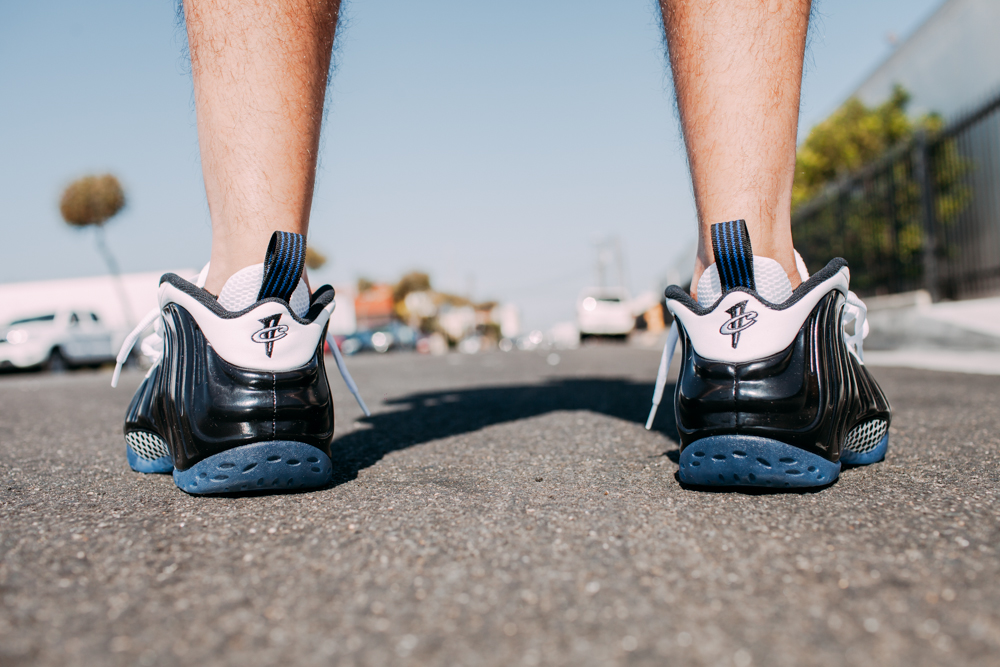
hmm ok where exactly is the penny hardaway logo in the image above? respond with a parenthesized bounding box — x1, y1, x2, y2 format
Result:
(251, 313, 289, 357)
(720, 300, 758, 348)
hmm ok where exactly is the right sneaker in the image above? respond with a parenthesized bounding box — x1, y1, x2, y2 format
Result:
(646, 219, 891, 489)
(114, 231, 367, 494)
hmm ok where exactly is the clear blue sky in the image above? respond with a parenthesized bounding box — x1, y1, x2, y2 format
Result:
(0, 0, 944, 329)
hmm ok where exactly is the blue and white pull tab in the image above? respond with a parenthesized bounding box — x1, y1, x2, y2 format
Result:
(711, 219, 756, 294)
(258, 231, 306, 302)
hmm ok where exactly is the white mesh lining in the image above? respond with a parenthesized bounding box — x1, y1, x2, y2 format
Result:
(126, 431, 169, 461)
(217, 263, 310, 316)
(696, 256, 793, 306)
(843, 419, 888, 454)
(696, 263, 723, 306)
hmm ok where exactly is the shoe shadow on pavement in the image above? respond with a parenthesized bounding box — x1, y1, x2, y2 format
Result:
(327, 378, 678, 487)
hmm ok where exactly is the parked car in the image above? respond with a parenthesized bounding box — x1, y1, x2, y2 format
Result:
(576, 287, 634, 338)
(338, 322, 419, 355)
(0, 310, 116, 371)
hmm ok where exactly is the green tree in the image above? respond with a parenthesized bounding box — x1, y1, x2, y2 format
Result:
(791, 86, 969, 294)
(793, 86, 941, 209)
(393, 271, 432, 303)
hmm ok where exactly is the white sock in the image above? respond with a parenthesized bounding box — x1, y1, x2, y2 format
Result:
(217, 263, 310, 316)
(697, 256, 793, 307)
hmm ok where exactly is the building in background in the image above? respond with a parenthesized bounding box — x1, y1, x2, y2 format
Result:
(328, 284, 358, 336)
(354, 284, 395, 331)
(793, 0, 1000, 303)
(0, 272, 360, 350)
(852, 0, 1000, 120)
(0, 271, 195, 340)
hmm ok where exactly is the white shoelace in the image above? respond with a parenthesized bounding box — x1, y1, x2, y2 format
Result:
(327, 331, 371, 416)
(644, 321, 678, 430)
(842, 290, 869, 363)
(111, 293, 371, 417)
(644, 289, 870, 430)
(111, 306, 162, 388)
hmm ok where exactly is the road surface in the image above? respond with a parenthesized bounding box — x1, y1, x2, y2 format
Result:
(1, 347, 999, 666)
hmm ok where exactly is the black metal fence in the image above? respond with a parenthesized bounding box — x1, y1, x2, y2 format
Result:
(792, 91, 1000, 301)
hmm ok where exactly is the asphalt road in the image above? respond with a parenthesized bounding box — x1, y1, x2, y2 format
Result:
(1, 347, 999, 666)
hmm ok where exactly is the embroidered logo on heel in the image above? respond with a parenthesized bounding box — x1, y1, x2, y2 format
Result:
(251, 314, 289, 357)
(720, 300, 758, 348)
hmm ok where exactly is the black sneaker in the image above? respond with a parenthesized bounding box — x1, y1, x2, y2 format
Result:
(646, 220, 891, 488)
(113, 231, 368, 494)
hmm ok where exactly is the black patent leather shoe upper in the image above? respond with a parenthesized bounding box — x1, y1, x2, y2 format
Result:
(125, 303, 334, 472)
(675, 291, 891, 463)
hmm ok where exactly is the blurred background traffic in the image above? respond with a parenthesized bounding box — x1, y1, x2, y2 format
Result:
(3, 0, 999, 374)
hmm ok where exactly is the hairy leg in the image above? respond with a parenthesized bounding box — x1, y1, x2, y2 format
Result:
(660, 0, 811, 293)
(184, 0, 340, 295)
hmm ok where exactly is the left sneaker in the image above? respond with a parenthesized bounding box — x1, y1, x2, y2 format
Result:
(113, 231, 369, 494)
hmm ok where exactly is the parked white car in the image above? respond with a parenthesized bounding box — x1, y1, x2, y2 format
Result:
(577, 287, 635, 338)
(0, 311, 117, 371)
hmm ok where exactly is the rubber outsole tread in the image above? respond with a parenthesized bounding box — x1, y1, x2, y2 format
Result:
(172, 441, 333, 495)
(679, 435, 841, 488)
(679, 432, 890, 488)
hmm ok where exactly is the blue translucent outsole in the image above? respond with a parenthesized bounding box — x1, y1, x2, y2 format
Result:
(679, 435, 842, 488)
(126, 446, 174, 474)
(172, 441, 334, 495)
(839, 432, 889, 466)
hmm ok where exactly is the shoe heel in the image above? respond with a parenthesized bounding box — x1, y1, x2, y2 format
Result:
(125, 432, 173, 474)
(839, 432, 889, 466)
(172, 441, 334, 495)
(678, 435, 840, 488)
(126, 446, 174, 474)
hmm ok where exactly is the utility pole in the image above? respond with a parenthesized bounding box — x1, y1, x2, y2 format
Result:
(593, 236, 628, 291)
(913, 132, 940, 301)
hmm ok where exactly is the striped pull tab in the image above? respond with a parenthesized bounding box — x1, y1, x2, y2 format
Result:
(257, 231, 306, 302)
(710, 219, 756, 293)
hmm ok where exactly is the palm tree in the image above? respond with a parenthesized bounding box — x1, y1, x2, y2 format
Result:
(59, 174, 134, 327)
(305, 245, 327, 270)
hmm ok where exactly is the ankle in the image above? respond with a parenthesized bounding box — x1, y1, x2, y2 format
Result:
(204, 235, 272, 295)
(204, 257, 256, 296)
(750, 241, 802, 291)
(690, 221, 803, 300)
(691, 221, 802, 298)
(203, 236, 312, 298)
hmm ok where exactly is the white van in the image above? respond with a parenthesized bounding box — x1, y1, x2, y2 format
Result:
(577, 287, 635, 338)
(0, 310, 116, 371)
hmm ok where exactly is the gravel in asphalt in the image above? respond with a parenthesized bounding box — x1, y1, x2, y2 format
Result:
(1, 346, 999, 666)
